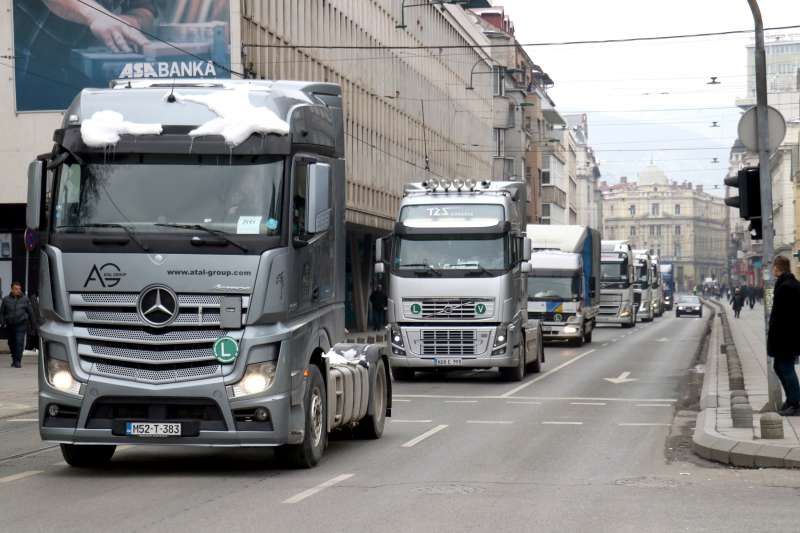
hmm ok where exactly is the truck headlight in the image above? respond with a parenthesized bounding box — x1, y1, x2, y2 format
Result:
(46, 357, 82, 396)
(564, 326, 578, 334)
(619, 305, 631, 317)
(566, 314, 582, 324)
(494, 325, 508, 347)
(228, 362, 277, 399)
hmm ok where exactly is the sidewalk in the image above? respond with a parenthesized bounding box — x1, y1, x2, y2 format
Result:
(0, 341, 39, 419)
(693, 301, 800, 468)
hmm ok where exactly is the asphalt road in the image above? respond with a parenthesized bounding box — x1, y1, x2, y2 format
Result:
(2, 312, 800, 533)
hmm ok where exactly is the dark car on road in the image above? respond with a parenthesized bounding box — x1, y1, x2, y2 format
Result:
(675, 295, 703, 318)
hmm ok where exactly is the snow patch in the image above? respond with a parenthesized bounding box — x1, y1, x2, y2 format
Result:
(172, 85, 290, 146)
(80, 110, 163, 148)
(324, 347, 368, 368)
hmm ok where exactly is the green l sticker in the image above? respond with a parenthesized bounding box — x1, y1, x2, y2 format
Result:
(213, 336, 239, 363)
(475, 303, 487, 315)
(410, 303, 422, 315)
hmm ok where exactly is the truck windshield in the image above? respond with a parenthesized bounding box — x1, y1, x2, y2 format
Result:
(634, 263, 649, 288)
(394, 235, 509, 275)
(601, 261, 628, 284)
(528, 276, 580, 301)
(53, 156, 284, 237)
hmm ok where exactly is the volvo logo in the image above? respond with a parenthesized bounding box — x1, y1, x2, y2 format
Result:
(137, 285, 178, 327)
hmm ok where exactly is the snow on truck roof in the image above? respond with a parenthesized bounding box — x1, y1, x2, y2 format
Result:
(525, 225, 588, 253)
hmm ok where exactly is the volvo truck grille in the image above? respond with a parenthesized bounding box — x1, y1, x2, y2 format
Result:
(404, 298, 494, 320)
(70, 292, 247, 383)
(598, 293, 622, 316)
(420, 329, 477, 356)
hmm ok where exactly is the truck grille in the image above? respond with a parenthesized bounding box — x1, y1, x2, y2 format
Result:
(404, 298, 494, 320)
(420, 329, 477, 356)
(599, 293, 622, 316)
(70, 292, 246, 383)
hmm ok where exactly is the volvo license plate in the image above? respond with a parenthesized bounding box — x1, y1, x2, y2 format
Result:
(125, 422, 182, 437)
(435, 358, 463, 367)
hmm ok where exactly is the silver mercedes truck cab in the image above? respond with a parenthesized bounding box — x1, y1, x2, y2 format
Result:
(27, 79, 391, 469)
(377, 179, 543, 382)
(633, 249, 654, 322)
(597, 240, 637, 328)
(525, 225, 601, 347)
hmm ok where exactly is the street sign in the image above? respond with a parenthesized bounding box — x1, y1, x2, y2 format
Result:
(737, 105, 786, 153)
(23, 228, 39, 252)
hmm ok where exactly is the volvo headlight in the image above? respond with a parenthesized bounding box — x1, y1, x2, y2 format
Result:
(619, 305, 632, 317)
(391, 326, 406, 355)
(228, 362, 277, 399)
(494, 325, 508, 347)
(46, 357, 82, 396)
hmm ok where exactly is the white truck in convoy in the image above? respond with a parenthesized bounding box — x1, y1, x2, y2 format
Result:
(598, 241, 637, 328)
(649, 255, 665, 317)
(28, 79, 391, 468)
(377, 179, 544, 382)
(525, 225, 601, 347)
(633, 250, 654, 322)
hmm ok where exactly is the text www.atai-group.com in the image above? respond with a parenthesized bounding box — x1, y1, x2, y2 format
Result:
(166, 269, 253, 277)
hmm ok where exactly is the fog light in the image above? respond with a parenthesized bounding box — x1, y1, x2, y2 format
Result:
(47, 404, 59, 417)
(254, 407, 269, 422)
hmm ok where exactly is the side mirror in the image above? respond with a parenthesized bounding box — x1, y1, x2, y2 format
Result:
(590, 277, 597, 297)
(27, 160, 44, 230)
(522, 237, 532, 262)
(375, 262, 385, 274)
(375, 237, 383, 261)
(520, 262, 532, 274)
(305, 163, 331, 234)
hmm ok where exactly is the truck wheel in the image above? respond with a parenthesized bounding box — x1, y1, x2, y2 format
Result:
(60, 444, 116, 468)
(276, 365, 327, 468)
(526, 340, 543, 374)
(392, 367, 415, 381)
(500, 342, 526, 382)
(356, 359, 388, 439)
(583, 327, 593, 344)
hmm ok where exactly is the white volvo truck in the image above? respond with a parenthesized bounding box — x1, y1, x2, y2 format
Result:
(377, 179, 544, 382)
(649, 255, 665, 317)
(597, 241, 637, 328)
(633, 249, 654, 322)
(525, 225, 601, 347)
(28, 79, 391, 468)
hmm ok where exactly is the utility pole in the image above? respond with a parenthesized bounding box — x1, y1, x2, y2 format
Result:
(747, 0, 782, 411)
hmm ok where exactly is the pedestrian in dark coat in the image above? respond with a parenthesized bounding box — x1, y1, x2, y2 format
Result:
(731, 288, 745, 318)
(0, 282, 36, 368)
(767, 256, 800, 416)
(369, 284, 388, 332)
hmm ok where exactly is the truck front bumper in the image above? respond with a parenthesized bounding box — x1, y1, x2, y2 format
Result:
(596, 314, 633, 325)
(541, 322, 583, 340)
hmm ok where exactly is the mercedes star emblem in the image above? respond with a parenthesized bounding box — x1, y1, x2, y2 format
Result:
(137, 285, 178, 327)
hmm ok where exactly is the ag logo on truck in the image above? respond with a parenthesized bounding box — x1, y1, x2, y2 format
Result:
(84, 263, 126, 288)
(137, 285, 178, 327)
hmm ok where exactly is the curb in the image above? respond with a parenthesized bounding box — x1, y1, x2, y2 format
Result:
(692, 300, 800, 468)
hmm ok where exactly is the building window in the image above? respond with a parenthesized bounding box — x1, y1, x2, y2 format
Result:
(656, 225, 662, 236)
(630, 226, 636, 236)
(651, 203, 660, 216)
(629, 205, 636, 216)
(542, 204, 550, 225)
(649, 225, 655, 237)
(674, 244, 681, 257)
(541, 169, 551, 185)
(675, 204, 681, 215)
(675, 225, 681, 235)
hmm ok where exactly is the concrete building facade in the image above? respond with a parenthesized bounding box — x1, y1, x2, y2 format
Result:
(602, 165, 728, 291)
(565, 114, 603, 232)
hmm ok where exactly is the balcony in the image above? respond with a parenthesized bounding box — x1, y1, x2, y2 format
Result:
(541, 184, 567, 209)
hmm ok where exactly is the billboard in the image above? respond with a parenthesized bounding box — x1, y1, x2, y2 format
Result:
(13, 0, 231, 112)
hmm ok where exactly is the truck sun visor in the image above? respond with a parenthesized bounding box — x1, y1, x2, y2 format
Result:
(173, 85, 291, 146)
(80, 110, 163, 148)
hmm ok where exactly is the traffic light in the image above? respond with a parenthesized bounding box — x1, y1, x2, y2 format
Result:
(724, 166, 762, 239)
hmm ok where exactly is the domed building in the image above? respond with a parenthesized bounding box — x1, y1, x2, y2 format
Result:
(600, 164, 728, 291)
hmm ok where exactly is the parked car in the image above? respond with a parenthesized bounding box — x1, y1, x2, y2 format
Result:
(675, 295, 703, 318)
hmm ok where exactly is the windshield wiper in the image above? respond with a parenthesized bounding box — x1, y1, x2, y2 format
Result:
(154, 223, 249, 253)
(57, 223, 149, 252)
(401, 263, 442, 277)
(460, 262, 492, 277)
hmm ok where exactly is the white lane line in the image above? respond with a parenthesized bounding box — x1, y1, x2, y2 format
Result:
(394, 394, 677, 403)
(283, 474, 354, 504)
(570, 402, 607, 406)
(542, 421, 583, 425)
(635, 404, 673, 408)
(0, 470, 43, 483)
(393, 399, 411, 403)
(51, 461, 67, 467)
(444, 400, 478, 404)
(601, 343, 609, 347)
(466, 420, 514, 425)
(401, 425, 449, 448)
(6, 419, 38, 422)
(506, 401, 542, 405)
(391, 419, 433, 423)
(501, 349, 596, 398)
(618, 423, 671, 427)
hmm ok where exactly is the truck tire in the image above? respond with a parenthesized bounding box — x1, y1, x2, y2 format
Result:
(583, 327, 593, 344)
(60, 444, 116, 468)
(392, 367, 415, 381)
(526, 339, 543, 374)
(356, 358, 388, 439)
(276, 365, 327, 468)
(500, 342, 526, 382)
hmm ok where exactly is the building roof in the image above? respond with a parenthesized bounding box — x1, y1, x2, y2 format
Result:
(638, 163, 669, 186)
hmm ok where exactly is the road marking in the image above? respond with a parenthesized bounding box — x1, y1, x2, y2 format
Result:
(618, 423, 671, 427)
(601, 343, 609, 347)
(6, 419, 37, 422)
(0, 470, 43, 484)
(51, 461, 67, 467)
(466, 420, 514, 425)
(500, 349, 597, 398)
(542, 421, 583, 425)
(506, 401, 542, 405)
(394, 394, 677, 403)
(283, 474, 354, 504)
(391, 419, 433, 423)
(401, 425, 448, 448)
(656, 338, 669, 343)
(570, 402, 607, 406)
(444, 400, 478, 404)
(635, 404, 672, 408)
(393, 399, 411, 403)
(604, 371, 638, 384)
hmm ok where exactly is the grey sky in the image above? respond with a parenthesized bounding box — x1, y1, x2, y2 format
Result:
(501, 0, 800, 193)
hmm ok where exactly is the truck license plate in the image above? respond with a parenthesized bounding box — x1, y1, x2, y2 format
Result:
(435, 358, 462, 367)
(125, 422, 182, 437)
